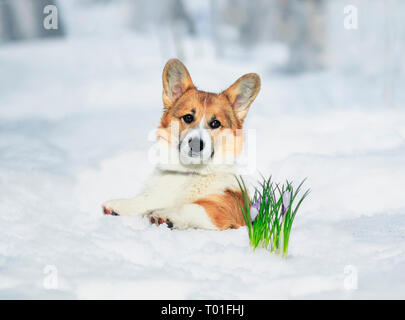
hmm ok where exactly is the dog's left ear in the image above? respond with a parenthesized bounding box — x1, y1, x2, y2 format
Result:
(222, 73, 261, 121)
(162, 59, 195, 108)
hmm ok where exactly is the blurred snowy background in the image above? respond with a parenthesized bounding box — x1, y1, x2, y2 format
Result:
(1, 0, 405, 299)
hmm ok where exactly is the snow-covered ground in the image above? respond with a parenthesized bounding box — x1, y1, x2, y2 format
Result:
(1, 4, 405, 298)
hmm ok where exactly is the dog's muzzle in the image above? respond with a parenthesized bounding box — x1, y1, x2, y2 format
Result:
(179, 129, 213, 164)
(188, 137, 205, 157)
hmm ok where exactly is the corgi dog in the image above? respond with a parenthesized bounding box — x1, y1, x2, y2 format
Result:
(102, 59, 260, 230)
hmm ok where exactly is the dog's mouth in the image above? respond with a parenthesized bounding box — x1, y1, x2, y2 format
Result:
(188, 150, 201, 158)
(187, 149, 215, 159)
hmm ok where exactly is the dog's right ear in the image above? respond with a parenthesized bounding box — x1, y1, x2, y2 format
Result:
(162, 59, 194, 109)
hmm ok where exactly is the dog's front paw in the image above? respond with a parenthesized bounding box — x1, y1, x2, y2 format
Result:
(146, 209, 174, 229)
(102, 205, 120, 216)
(102, 200, 123, 216)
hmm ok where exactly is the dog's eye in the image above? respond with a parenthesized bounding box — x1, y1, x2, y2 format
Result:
(182, 114, 194, 124)
(210, 120, 221, 129)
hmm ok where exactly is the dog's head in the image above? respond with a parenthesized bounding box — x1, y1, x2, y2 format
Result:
(156, 59, 260, 173)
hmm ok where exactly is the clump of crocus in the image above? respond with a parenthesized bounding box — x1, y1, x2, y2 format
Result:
(235, 175, 310, 258)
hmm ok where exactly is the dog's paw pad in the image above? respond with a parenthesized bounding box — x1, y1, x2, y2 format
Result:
(166, 219, 174, 229)
(150, 216, 165, 225)
(103, 206, 119, 216)
(149, 215, 173, 228)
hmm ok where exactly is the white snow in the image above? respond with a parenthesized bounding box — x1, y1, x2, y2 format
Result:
(1, 1, 405, 299)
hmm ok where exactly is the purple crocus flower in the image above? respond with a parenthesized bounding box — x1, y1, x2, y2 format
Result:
(250, 200, 260, 222)
(281, 190, 291, 215)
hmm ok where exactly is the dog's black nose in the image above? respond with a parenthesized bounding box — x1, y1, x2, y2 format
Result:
(188, 137, 204, 152)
